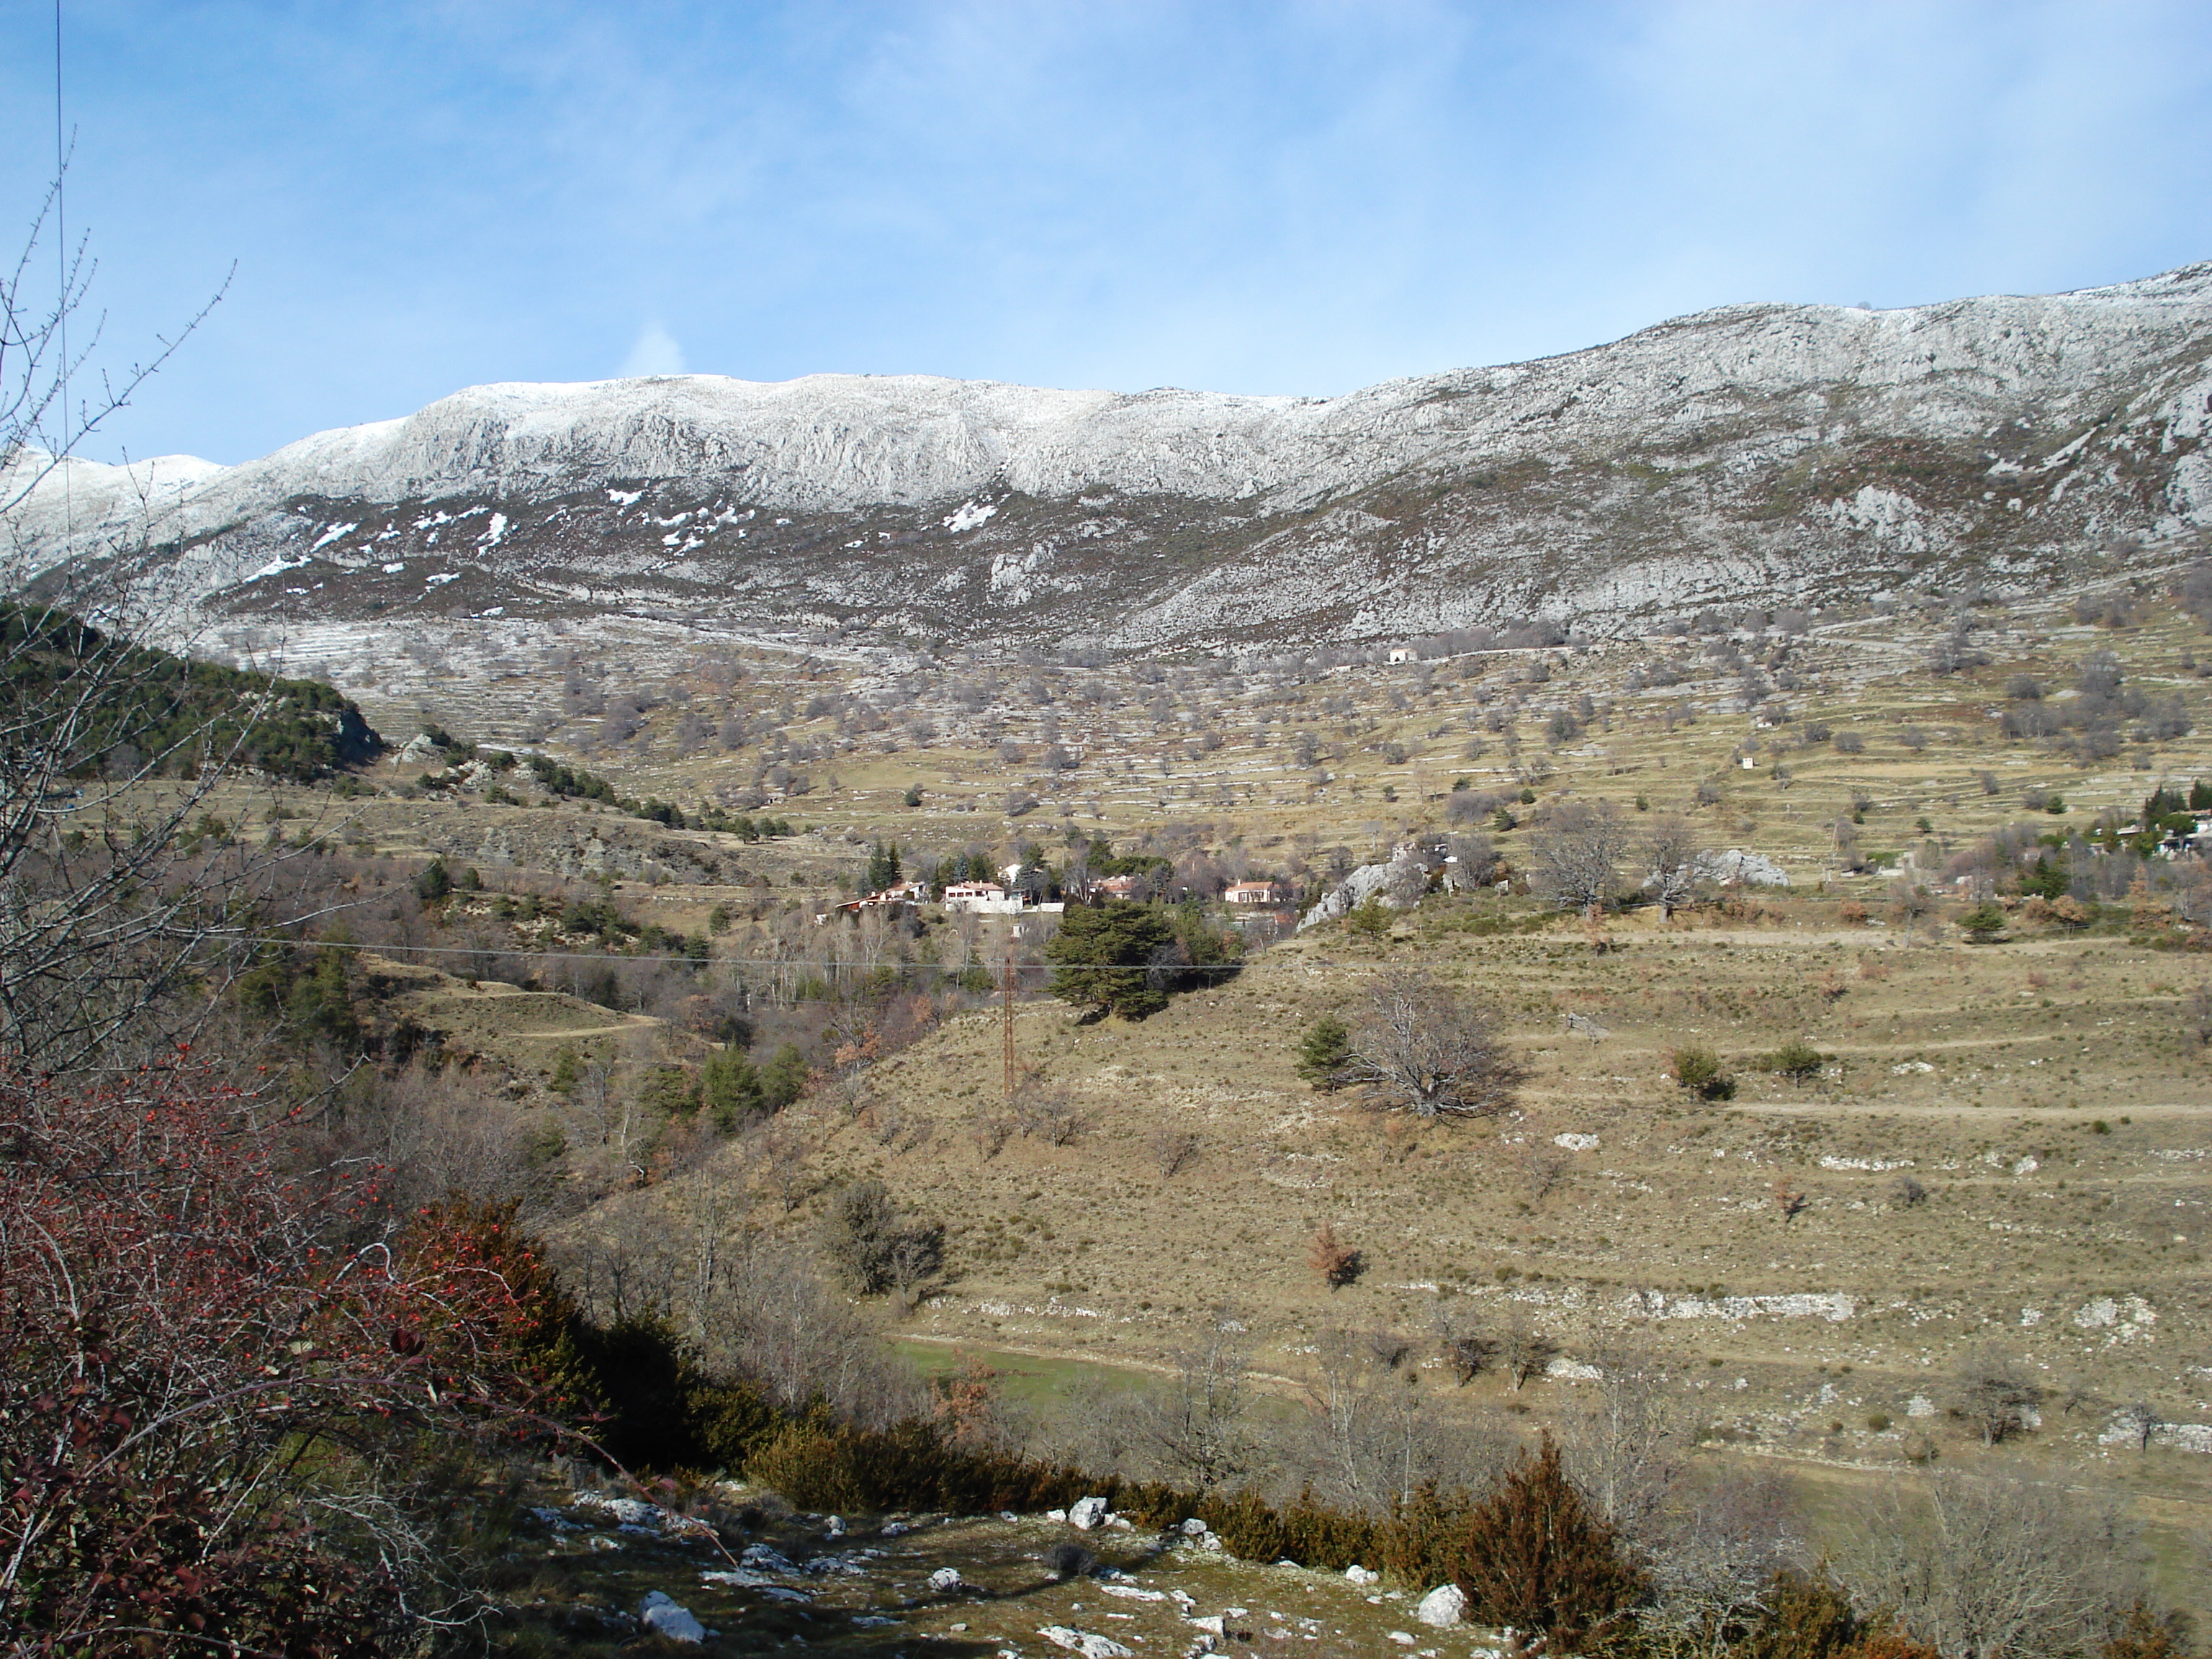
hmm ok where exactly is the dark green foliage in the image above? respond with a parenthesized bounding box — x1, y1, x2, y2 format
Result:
(233, 945, 361, 1048)
(1198, 1488, 1378, 1570)
(1671, 1043, 1737, 1100)
(1732, 1571, 1868, 1659)
(1345, 895, 1390, 938)
(701, 1050, 765, 1129)
(1764, 1038, 1827, 1082)
(1295, 1014, 1354, 1090)
(866, 840, 904, 891)
(1, 602, 382, 781)
(1045, 901, 1241, 1019)
(1046, 902, 1179, 1019)
(1378, 1479, 1478, 1591)
(549, 1048, 580, 1094)
(562, 1314, 780, 1473)
(414, 857, 451, 902)
(760, 1042, 810, 1109)
(636, 1064, 699, 1117)
(2022, 854, 2069, 899)
(1457, 1437, 1645, 1651)
(1956, 901, 2008, 938)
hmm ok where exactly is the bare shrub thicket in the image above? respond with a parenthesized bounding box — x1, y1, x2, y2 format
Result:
(1136, 1310, 1259, 1491)
(1562, 1328, 1687, 1537)
(1834, 1473, 2142, 1659)
(1295, 1323, 1502, 1511)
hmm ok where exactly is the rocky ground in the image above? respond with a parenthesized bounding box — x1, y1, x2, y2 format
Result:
(489, 1478, 1483, 1658)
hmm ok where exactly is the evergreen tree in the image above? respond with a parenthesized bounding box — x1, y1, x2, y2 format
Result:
(701, 1051, 764, 1130)
(760, 1042, 811, 1110)
(1458, 1435, 1645, 1650)
(1044, 903, 1179, 1019)
(1295, 1014, 1354, 1090)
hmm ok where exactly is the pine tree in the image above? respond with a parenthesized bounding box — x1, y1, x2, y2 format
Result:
(760, 1042, 811, 1110)
(1295, 1014, 1354, 1090)
(1044, 903, 1179, 1020)
(702, 1051, 764, 1130)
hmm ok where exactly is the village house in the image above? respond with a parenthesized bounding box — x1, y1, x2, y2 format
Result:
(941, 881, 1029, 914)
(1222, 879, 1279, 905)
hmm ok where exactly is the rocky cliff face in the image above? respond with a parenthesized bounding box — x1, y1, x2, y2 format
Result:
(9, 263, 2211, 655)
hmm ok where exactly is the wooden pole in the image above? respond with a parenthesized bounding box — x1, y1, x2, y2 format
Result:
(1002, 934, 1017, 1100)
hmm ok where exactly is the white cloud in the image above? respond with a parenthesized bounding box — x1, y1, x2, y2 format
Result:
(619, 321, 685, 378)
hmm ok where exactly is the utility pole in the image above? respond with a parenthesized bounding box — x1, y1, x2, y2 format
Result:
(1002, 934, 1017, 1100)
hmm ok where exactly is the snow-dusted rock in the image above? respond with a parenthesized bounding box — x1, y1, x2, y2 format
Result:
(639, 1591, 706, 1644)
(19, 266, 2212, 666)
(1068, 1496, 1110, 1530)
(1415, 1584, 1468, 1627)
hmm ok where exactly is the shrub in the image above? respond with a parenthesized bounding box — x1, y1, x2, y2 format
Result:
(1766, 1038, 1827, 1084)
(1306, 1222, 1363, 1290)
(1457, 1436, 1645, 1650)
(1671, 1044, 1737, 1100)
(819, 1179, 943, 1298)
(1344, 894, 1391, 938)
(1956, 901, 2008, 940)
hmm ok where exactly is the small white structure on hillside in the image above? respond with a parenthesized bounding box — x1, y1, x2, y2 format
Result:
(941, 881, 1027, 914)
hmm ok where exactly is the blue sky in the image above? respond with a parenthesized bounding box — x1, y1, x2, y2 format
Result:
(5, 0, 2209, 467)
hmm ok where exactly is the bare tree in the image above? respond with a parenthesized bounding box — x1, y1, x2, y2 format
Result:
(1642, 814, 1705, 921)
(1296, 1323, 1480, 1510)
(1835, 1473, 2140, 1659)
(1532, 799, 1630, 918)
(1563, 1326, 1685, 1538)
(1638, 1469, 1803, 1659)
(1433, 1306, 1501, 1385)
(1345, 968, 1524, 1118)
(1949, 1344, 2044, 1447)
(1498, 1303, 1557, 1391)
(1135, 1308, 1256, 1491)
(1148, 1125, 1200, 1178)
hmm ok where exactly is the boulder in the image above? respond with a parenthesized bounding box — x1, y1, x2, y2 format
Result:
(1344, 1565, 1380, 1586)
(1068, 1495, 1110, 1530)
(1298, 852, 1430, 932)
(1179, 1517, 1208, 1537)
(928, 1568, 963, 1592)
(639, 1591, 706, 1644)
(1040, 1626, 1136, 1658)
(1696, 848, 1790, 887)
(1414, 1583, 1467, 1627)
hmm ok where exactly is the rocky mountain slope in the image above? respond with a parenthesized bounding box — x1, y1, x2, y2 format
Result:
(9, 264, 2211, 655)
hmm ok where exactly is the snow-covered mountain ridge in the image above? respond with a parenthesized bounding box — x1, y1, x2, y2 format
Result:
(9, 261, 2212, 652)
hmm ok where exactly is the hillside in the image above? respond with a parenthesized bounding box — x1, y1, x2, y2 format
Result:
(6, 265, 2211, 672)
